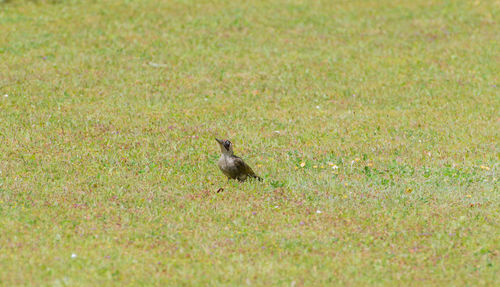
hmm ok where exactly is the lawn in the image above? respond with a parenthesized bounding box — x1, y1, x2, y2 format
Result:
(0, 0, 498, 285)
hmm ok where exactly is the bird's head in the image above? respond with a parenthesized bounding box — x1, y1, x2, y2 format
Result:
(215, 138, 234, 155)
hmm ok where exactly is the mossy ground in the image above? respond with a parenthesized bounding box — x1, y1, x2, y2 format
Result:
(0, 0, 498, 285)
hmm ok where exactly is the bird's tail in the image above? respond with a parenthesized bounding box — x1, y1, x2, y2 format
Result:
(251, 174, 263, 181)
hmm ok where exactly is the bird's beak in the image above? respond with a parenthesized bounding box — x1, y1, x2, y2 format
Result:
(215, 138, 223, 145)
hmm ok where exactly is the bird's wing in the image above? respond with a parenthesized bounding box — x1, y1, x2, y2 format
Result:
(233, 156, 257, 176)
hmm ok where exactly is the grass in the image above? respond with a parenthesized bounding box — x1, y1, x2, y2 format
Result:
(0, 0, 498, 285)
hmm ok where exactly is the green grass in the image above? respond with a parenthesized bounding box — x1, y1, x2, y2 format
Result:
(0, 0, 498, 285)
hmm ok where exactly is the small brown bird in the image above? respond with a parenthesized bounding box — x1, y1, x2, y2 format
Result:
(215, 138, 262, 182)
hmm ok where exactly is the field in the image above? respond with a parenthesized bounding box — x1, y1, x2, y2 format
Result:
(0, 0, 499, 285)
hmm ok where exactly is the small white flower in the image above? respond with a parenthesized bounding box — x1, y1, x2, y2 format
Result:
(71, 253, 77, 258)
(316, 105, 320, 109)
(316, 210, 322, 214)
(331, 165, 339, 170)
(273, 130, 280, 134)
(274, 205, 279, 209)
(3, 94, 8, 98)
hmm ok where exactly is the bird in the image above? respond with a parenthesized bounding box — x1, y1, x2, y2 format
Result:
(215, 138, 262, 182)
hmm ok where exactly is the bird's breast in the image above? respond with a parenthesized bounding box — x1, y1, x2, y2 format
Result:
(218, 155, 238, 175)
(218, 155, 230, 170)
